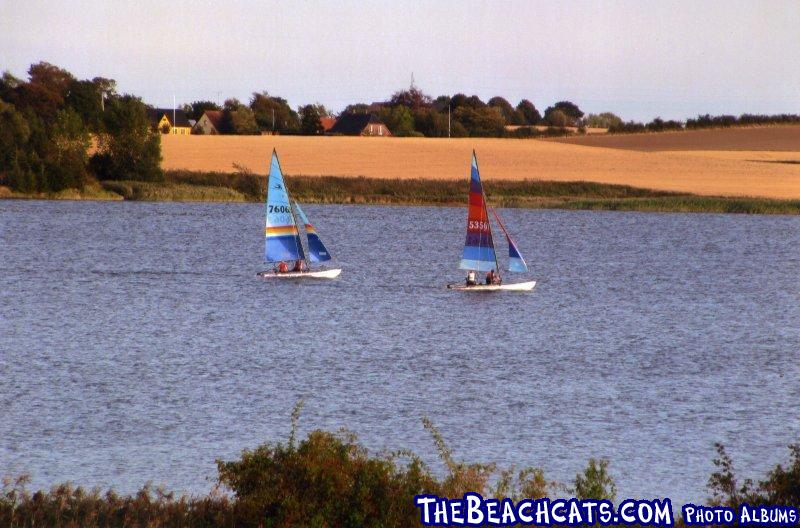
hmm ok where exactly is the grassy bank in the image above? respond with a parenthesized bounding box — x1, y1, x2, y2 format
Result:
(4, 170, 800, 214)
(1, 405, 798, 528)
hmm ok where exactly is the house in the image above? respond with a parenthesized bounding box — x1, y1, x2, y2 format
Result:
(319, 116, 337, 133)
(328, 113, 392, 136)
(193, 110, 225, 135)
(148, 108, 192, 135)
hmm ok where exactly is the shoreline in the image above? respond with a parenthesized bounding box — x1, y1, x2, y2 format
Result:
(2, 172, 800, 215)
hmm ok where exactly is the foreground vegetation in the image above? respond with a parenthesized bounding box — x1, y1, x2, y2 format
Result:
(5, 169, 799, 215)
(1, 404, 798, 528)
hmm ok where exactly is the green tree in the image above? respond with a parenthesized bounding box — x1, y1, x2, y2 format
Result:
(229, 107, 259, 135)
(27, 62, 75, 100)
(454, 106, 505, 136)
(411, 107, 449, 137)
(44, 108, 90, 190)
(343, 103, 370, 114)
(298, 104, 328, 135)
(65, 78, 116, 132)
(0, 99, 35, 192)
(91, 95, 162, 182)
(545, 101, 584, 125)
(388, 86, 432, 109)
(487, 96, 515, 124)
(574, 458, 617, 501)
(516, 99, 541, 125)
(249, 92, 299, 134)
(584, 112, 623, 129)
(545, 108, 569, 127)
(183, 100, 221, 121)
(379, 105, 415, 136)
(217, 429, 436, 527)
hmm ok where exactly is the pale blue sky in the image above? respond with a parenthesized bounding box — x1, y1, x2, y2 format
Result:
(2, 0, 799, 121)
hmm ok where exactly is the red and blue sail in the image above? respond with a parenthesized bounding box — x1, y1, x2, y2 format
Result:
(294, 202, 332, 263)
(265, 150, 305, 263)
(491, 207, 529, 273)
(459, 152, 498, 272)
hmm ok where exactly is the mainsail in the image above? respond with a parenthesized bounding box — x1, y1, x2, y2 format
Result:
(294, 202, 332, 262)
(490, 207, 529, 273)
(459, 151, 498, 272)
(265, 150, 305, 263)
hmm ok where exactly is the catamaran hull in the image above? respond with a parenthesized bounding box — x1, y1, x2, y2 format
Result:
(257, 268, 342, 279)
(447, 280, 536, 292)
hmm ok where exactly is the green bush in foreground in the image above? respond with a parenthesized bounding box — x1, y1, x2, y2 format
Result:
(1, 405, 798, 527)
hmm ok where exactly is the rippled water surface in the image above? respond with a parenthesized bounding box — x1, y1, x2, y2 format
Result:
(1, 200, 799, 504)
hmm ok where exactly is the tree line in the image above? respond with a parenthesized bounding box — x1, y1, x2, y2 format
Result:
(183, 86, 588, 138)
(0, 62, 162, 194)
(585, 111, 800, 134)
(186, 83, 800, 139)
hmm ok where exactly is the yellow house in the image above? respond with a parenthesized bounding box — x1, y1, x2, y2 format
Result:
(148, 108, 193, 135)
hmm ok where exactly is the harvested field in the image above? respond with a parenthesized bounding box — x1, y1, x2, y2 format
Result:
(549, 125, 800, 151)
(160, 134, 800, 199)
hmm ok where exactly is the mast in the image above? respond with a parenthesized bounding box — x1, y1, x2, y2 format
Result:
(474, 150, 500, 277)
(275, 150, 309, 269)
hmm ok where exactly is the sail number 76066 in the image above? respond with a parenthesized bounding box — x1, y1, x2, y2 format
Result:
(268, 205, 292, 214)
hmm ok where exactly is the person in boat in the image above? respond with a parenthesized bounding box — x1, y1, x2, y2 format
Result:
(292, 259, 305, 272)
(465, 270, 477, 286)
(277, 261, 289, 273)
(486, 269, 495, 285)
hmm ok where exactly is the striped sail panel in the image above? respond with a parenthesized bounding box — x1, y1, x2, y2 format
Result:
(265, 151, 305, 263)
(294, 202, 332, 262)
(459, 152, 497, 272)
(490, 206, 528, 273)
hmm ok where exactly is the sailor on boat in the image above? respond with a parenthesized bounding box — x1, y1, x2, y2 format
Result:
(466, 270, 477, 286)
(486, 269, 501, 285)
(277, 261, 289, 273)
(292, 259, 305, 272)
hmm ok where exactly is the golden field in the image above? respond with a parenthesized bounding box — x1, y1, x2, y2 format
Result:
(160, 126, 800, 199)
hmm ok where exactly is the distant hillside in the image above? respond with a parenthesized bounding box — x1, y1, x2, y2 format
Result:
(549, 125, 800, 151)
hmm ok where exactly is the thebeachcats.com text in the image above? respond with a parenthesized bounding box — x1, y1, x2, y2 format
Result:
(414, 493, 800, 526)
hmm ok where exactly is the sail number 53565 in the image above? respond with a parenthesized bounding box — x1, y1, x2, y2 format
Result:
(268, 205, 292, 214)
(468, 220, 490, 231)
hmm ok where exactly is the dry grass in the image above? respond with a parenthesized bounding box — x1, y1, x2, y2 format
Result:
(161, 133, 800, 199)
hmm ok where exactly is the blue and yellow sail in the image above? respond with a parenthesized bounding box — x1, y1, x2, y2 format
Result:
(265, 150, 305, 263)
(294, 202, 332, 263)
(459, 152, 497, 272)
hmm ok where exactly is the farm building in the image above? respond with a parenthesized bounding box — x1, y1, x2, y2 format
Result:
(148, 108, 192, 135)
(319, 116, 337, 133)
(193, 110, 225, 134)
(328, 113, 392, 136)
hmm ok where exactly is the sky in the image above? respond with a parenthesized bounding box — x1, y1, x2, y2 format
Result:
(2, 0, 799, 121)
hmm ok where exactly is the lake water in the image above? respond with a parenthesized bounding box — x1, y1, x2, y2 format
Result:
(1, 200, 799, 506)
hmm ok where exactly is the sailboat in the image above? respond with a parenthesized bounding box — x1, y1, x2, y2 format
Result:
(257, 150, 342, 279)
(447, 151, 536, 291)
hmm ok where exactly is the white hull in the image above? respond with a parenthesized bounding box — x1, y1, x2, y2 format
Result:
(257, 268, 342, 279)
(448, 280, 536, 292)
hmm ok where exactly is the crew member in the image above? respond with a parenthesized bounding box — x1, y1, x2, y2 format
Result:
(277, 261, 289, 273)
(466, 270, 477, 286)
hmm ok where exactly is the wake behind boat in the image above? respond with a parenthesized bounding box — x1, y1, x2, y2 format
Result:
(447, 151, 536, 292)
(257, 150, 342, 279)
